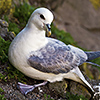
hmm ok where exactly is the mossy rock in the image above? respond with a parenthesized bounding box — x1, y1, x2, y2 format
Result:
(49, 79, 90, 99)
(49, 80, 68, 98)
(69, 81, 91, 99)
(0, 19, 15, 41)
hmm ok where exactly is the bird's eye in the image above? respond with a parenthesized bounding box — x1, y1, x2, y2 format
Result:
(40, 14, 45, 20)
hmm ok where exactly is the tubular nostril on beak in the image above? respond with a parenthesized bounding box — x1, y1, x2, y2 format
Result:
(45, 24, 51, 37)
(46, 24, 51, 31)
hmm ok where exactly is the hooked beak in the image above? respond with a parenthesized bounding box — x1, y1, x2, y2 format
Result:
(45, 24, 51, 37)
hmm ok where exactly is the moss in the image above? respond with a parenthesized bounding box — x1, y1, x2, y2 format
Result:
(3, 15, 20, 35)
(0, 73, 7, 82)
(44, 94, 54, 100)
(8, 22, 20, 34)
(0, 36, 10, 64)
(83, 63, 94, 79)
(0, 88, 6, 100)
(66, 92, 88, 100)
(13, 3, 35, 29)
(0, 36, 26, 82)
(90, 0, 100, 9)
(0, 94, 6, 100)
(51, 24, 76, 45)
(3, 2, 35, 35)
(91, 57, 100, 71)
(6, 64, 27, 82)
(44, 92, 88, 100)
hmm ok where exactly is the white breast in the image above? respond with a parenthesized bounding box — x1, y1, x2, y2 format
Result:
(8, 27, 47, 70)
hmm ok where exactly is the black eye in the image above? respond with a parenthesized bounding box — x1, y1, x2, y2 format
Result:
(40, 14, 45, 20)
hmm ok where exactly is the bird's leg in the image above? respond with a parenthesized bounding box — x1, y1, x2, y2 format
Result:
(17, 81, 48, 95)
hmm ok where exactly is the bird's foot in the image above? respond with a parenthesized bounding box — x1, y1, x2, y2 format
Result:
(93, 92, 100, 99)
(17, 81, 48, 95)
(93, 83, 100, 92)
(93, 83, 100, 98)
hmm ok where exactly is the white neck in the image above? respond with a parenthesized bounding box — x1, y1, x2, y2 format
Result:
(25, 23, 45, 37)
(11, 22, 48, 54)
(18, 23, 47, 51)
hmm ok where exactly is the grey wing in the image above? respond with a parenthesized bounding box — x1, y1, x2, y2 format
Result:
(28, 38, 80, 74)
(68, 45, 88, 65)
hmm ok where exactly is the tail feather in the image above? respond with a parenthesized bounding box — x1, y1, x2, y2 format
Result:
(85, 51, 100, 61)
(86, 61, 100, 67)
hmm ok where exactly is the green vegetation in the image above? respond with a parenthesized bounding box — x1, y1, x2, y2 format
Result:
(0, 0, 14, 16)
(0, 36, 10, 64)
(0, 37, 26, 82)
(0, 32, 25, 83)
(8, 22, 20, 34)
(0, 88, 6, 100)
(0, 73, 7, 82)
(91, 58, 100, 70)
(0, 94, 6, 100)
(90, 0, 100, 9)
(44, 92, 88, 100)
(44, 94, 54, 100)
(14, 3, 35, 25)
(0, 88, 4, 93)
(51, 24, 76, 45)
(4, 3, 35, 34)
(66, 92, 88, 100)
(6, 64, 27, 82)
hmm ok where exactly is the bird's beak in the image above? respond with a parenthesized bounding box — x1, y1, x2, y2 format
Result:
(45, 24, 51, 37)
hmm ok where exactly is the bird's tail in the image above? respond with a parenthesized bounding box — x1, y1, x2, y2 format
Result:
(86, 62, 100, 67)
(85, 51, 100, 61)
(85, 51, 100, 67)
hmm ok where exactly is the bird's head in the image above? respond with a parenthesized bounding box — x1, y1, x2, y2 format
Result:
(27, 7, 54, 37)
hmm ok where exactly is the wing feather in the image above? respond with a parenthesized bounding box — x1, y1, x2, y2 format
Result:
(28, 38, 80, 74)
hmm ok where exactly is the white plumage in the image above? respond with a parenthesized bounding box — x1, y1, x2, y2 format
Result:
(8, 7, 100, 97)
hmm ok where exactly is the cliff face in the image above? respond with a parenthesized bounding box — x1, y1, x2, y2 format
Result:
(53, 0, 100, 50)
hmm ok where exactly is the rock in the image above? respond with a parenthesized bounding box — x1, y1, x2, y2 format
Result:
(29, 0, 64, 10)
(49, 79, 91, 99)
(0, 19, 15, 41)
(69, 81, 91, 99)
(0, 19, 8, 27)
(54, 0, 100, 50)
(49, 80, 69, 98)
(83, 64, 100, 80)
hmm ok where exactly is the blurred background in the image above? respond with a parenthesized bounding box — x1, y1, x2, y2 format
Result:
(0, 0, 100, 99)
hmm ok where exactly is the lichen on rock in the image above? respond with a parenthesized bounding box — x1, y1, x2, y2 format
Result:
(0, 19, 15, 41)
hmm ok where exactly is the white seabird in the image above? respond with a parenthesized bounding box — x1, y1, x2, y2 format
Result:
(8, 7, 100, 97)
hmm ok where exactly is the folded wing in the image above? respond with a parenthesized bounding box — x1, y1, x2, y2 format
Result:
(28, 38, 80, 74)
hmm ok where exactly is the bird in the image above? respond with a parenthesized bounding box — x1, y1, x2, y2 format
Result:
(8, 7, 100, 97)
